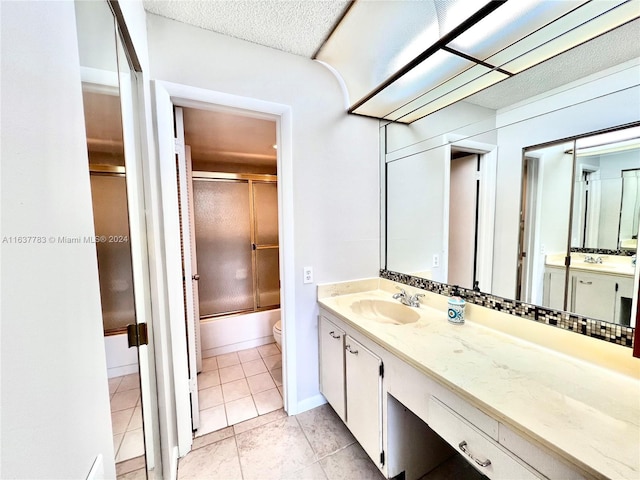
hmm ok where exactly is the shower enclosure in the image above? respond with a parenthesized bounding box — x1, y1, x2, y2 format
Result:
(192, 172, 280, 318)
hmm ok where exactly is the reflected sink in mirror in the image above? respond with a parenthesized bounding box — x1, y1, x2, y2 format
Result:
(350, 299, 420, 325)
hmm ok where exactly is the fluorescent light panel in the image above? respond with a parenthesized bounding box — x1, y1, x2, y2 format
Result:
(347, 0, 640, 122)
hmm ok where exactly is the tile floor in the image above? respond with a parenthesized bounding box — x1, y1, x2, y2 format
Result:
(109, 372, 145, 464)
(195, 343, 284, 437)
(177, 403, 485, 480)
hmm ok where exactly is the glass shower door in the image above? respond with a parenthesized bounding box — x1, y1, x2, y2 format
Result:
(252, 182, 280, 308)
(193, 179, 254, 316)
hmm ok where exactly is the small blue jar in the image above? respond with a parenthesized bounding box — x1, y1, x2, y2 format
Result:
(447, 296, 466, 325)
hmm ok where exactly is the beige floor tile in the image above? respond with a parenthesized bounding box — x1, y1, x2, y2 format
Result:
(253, 388, 283, 415)
(270, 367, 283, 386)
(109, 377, 122, 395)
(236, 416, 316, 480)
(113, 433, 124, 458)
(277, 386, 284, 397)
(263, 353, 282, 371)
(225, 396, 258, 425)
(233, 408, 287, 436)
(111, 389, 140, 412)
(116, 455, 146, 476)
(198, 369, 220, 389)
(281, 462, 327, 480)
(258, 343, 280, 358)
(111, 408, 134, 435)
(216, 351, 240, 368)
(296, 404, 355, 459)
(241, 358, 267, 376)
(201, 356, 218, 372)
(247, 372, 276, 394)
(219, 363, 246, 384)
(196, 404, 228, 437)
(222, 378, 251, 402)
(178, 436, 242, 480)
(319, 443, 385, 480)
(117, 373, 140, 392)
(116, 428, 145, 463)
(116, 467, 146, 480)
(192, 426, 234, 451)
(238, 348, 261, 363)
(128, 406, 143, 431)
(199, 385, 224, 410)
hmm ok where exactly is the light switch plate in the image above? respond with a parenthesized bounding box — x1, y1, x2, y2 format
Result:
(303, 266, 313, 284)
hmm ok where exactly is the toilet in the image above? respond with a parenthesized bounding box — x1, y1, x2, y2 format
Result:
(273, 320, 282, 347)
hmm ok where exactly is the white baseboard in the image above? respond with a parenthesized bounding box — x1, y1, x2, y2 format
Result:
(107, 364, 139, 378)
(293, 394, 327, 415)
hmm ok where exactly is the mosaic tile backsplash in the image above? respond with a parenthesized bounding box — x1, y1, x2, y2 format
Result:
(380, 269, 635, 348)
(570, 247, 636, 256)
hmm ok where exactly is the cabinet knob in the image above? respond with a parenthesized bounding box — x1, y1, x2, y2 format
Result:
(579, 280, 593, 285)
(329, 331, 341, 339)
(346, 344, 358, 355)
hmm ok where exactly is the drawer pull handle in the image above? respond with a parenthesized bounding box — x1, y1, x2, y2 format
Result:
(329, 331, 341, 339)
(579, 280, 593, 285)
(346, 344, 358, 355)
(459, 441, 491, 468)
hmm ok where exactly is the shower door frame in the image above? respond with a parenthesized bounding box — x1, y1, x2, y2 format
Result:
(191, 171, 280, 318)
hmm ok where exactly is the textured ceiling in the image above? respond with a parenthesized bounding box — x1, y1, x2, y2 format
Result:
(142, 1, 640, 117)
(143, 0, 351, 57)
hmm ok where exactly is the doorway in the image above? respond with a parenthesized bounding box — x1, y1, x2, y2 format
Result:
(444, 139, 496, 294)
(176, 105, 283, 437)
(448, 153, 480, 290)
(153, 81, 295, 456)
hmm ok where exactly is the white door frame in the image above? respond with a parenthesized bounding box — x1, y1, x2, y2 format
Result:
(153, 80, 296, 456)
(442, 135, 497, 292)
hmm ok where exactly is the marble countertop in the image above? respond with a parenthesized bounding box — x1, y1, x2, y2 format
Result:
(318, 280, 640, 480)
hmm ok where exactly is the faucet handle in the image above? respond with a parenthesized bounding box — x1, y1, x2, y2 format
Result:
(410, 292, 425, 303)
(393, 286, 407, 299)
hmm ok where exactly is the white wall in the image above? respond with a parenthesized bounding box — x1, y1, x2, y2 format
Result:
(146, 15, 380, 410)
(1, 2, 115, 478)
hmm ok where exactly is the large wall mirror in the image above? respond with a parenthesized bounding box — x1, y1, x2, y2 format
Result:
(518, 125, 640, 326)
(382, 16, 640, 346)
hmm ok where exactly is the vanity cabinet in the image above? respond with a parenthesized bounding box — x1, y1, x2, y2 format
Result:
(318, 315, 346, 420)
(318, 315, 383, 466)
(345, 334, 383, 465)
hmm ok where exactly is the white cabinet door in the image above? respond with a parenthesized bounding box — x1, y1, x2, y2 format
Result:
(345, 335, 383, 466)
(319, 316, 346, 421)
(572, 274, 616, 323)
(543, 267, 566, 310)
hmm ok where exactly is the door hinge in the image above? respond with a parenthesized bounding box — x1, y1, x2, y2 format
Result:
(379, 363, 384, 378)
(380, 450, 385, 466)
(615, 282, 619, 292)
(127, 323, 148, 348)
(189, 377, 197, 394)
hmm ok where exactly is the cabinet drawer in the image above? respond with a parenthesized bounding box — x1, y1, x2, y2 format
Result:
(429, 397, 540, 480)
(499, 423, 585, 480)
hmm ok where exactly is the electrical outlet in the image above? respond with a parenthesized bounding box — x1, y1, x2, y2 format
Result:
(433, 254, 440, 268)
(303, 266, 313, 284)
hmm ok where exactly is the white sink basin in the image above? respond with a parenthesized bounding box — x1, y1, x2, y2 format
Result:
(350, 299, 420, 325)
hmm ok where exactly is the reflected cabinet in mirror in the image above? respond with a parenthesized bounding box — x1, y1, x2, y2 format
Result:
(518, 126, 640, 326)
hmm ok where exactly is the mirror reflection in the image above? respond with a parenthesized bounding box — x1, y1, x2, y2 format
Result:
(519, 126, 640, 326)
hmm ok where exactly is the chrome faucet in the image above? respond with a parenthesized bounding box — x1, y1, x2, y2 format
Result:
(393, 287, 424, 307)
(584, 255, 603, 264)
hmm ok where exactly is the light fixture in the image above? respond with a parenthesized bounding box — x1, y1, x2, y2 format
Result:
(315, 0, 640, 123)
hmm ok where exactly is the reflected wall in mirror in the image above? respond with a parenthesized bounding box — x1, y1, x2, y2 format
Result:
(382, 20, 639, 346)
(519, 126, 640, 326)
